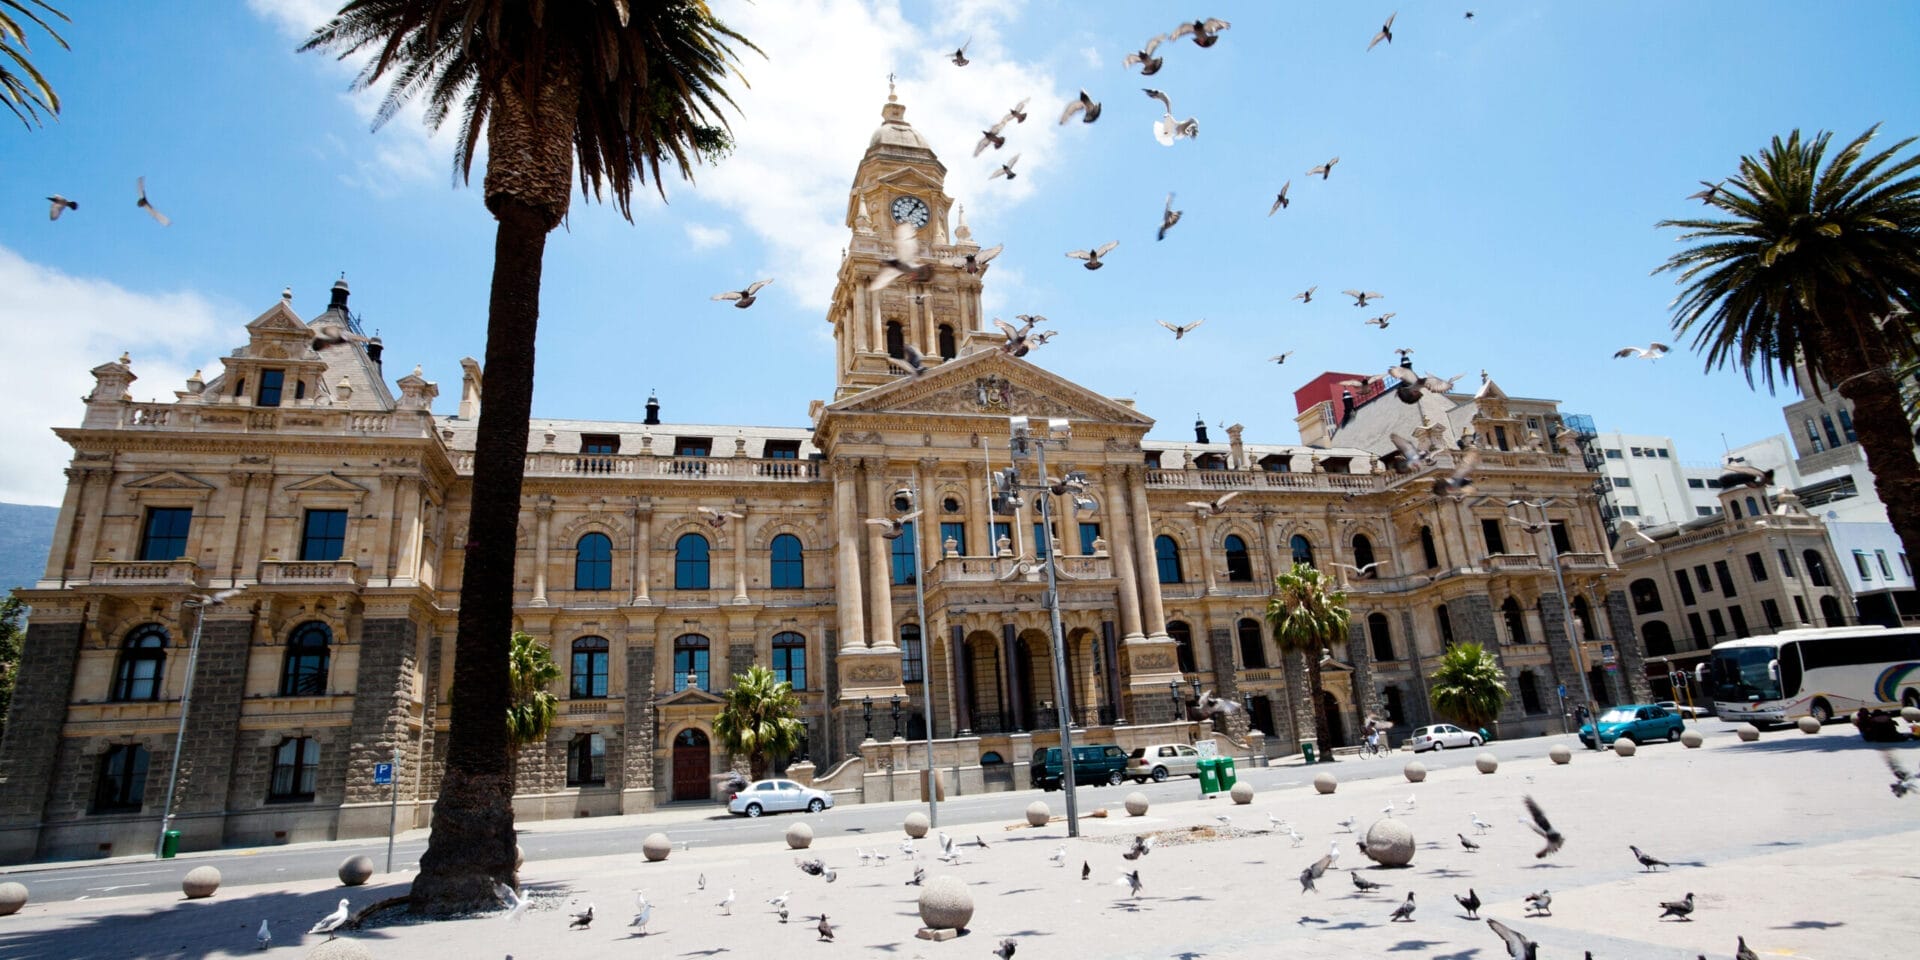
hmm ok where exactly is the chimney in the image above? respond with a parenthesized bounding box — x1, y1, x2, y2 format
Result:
(644, 390, 661, 426)
(1193, 415, 1209, 445)
(1341, 389, 1356, 420)
(329, 274, 351, 312)
(366, 336, 383, 366)
(458, 357, 482, 420)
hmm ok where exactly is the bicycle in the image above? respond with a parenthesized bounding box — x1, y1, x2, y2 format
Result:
(1359, 737, 1387, 759)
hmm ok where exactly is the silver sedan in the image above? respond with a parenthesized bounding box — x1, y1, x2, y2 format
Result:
(727, 778, 834, 817)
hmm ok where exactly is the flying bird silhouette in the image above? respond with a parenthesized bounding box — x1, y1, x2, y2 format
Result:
(1172, 17, 1231, 47)
(950, 37, 971, 66)
(1067, 240, 1120, 270)
(1158, 319, 1204, 340)
(46, 195, 77, 220)
(1060, 89, 1103, 125)
(974, 116, 1011, 156)
(1184, 490, 1239, 516)
(871, 222, 934, 291)
(1343, 289, 1383, 307)
(1369, 11, 1398, 50)
(135, 177, 170, 226)
(1307, 157, 1340, 180)
(948, 243, 1002, 275)
(1157, 193, 1183, 240)
(887, 344, 929, 378)
(1123, 34, 1169, 75)
(1293, 286, 1318, 304)
(712, 278, 773, 308)
(1268, 181, 1291, 215)
(1298, 852, 1334, 893)
(1522, 796, 1564, 858)
(989, 153, 1022, 180)
(1487, 918, 1538, 959)
(1614, 342, 1670, 360)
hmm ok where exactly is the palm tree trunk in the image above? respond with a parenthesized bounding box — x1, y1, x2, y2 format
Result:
(409, 199, 551, 915)
(1828, 337, 1920, 578)
(1307, 655, 1333, 756)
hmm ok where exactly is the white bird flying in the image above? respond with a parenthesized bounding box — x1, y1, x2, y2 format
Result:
(1158, 318, 1204, 340)
(493, 882, 527, 924)
(1614, 342, 1670, 360)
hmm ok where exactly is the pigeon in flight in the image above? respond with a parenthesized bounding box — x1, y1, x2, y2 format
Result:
(948, 243, 1003, 275)
(974, 116, 1011, 156)
(975, 834, 991, 849)
(1269, 351, 1295, 365)
(1143, 88, 1199, 145)
(1369, 11, 1398, 51)
(1060, 89, 1103, 124)
(1123, 34, 1168, 75)
(995, 938, 1018, 959)
(718, 889, 736, 915)
(1003, 98, 1030, 124)
(1487, 918, 1538, 959)
(1307, 157, 1340, 180)
(46, 195, 78, 220)
(1432, 450, 1481, 499)
(1269, 181, 1292, 215)
(255, 920, 271, 950)
(1172, 17, 1231, 47)
(1522, 796, 1564, 858)
(1658, 892, 1695, 921)
(1389, 367, 1464, 404)
(1458, 833, 1480, 852)
(1631, 845, 1670, 871)
(1687, 180, 1725, 204)
(1123, 834, 1155, 860)
(1465, 10, 1477, 19)
(886, 345, 929, 379)
(712, 278, 773, 309)
(796, 857, 828, 876)
(1158, 318, 1204, 340)
(1299, 853, 1334, 893)
(871, 222, 934, 291)
(1614, 342, 1670, 360)
(1067, 240, 1120, 270)
(1388, 891, 1416, 922)
(989, 153, 1022, 181)
(1344, 289, 1383, 307)
(1117, 869, 1144, 899)
(1350, 872, 1387, 893)
(1382, 433, 1433, 475)
(1721, 457, 1774, 489)
(1185, 490, 1239, 516)
(1293, 286, 1318, 303)
(817, 914, 835, 941)
(1365, 313, 1395, 329)
(135, 177, 170, 226)
(1886, 751, 1916, 797)
(569, 904, 594, 930)
(1157, 193, 1183, 240)
(631, 893, 653, 933)
(951, 37, 971, 66)
(698, 505, 744, 528)
(1525, 890, 1553, 916)
(1455, 888, 1481, 919)
(908, 865, 926, 885)
(311, 899, 351, 940)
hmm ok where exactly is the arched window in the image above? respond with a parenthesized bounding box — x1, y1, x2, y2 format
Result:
(567, 733, 606, 786)
(773, 631, 807, 690)
(1237, 618, 1267, 669)
(1435, 604, 1456, 650)
(1290, 534, 1315, 568)
(268, 737, 319, 802)
(1501, 597, 1529, 645)
(1571, 596, 1599, 643)
(673, 634, 710, 691)
(1730, 500, 1742, 520)
(1630, 577, 1664, 614)
(1642, 620, 1675, 657)
(1167, 620, 1196, 674)
(1804, 550, 1832, 587)
(885, 320, 906, 359)
(937, 323, 957, 360)
(898, 623, 922, 683)
(1368, 612, 1395, 661)
(1351, 534, 1376, 575)
(1818, 594, 1845, 627)
(280, 622, 331, 696)
(574, 532, 612, 590)
(769, 534, 804, 589)
(675, 533, 711, 589)
(571, 636, 610, 698)
(1223, 534, 1253, 582)
(1382, 685, 1406, 726)
(1419, 526, 1439, 569)
(93, 744, 151, 813)
(1155, 535, 1183, 583)
(1519, 671, 1544, 715)
(1746, 496, 1761, 517)
(111, 624, 168, 702)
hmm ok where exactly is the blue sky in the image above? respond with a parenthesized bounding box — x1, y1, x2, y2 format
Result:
(3, 1, 1918, 504)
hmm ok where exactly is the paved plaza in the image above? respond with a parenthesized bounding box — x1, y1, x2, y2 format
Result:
(0, 726, 1912, 959)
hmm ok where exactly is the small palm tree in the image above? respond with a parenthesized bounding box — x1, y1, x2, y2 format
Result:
(1427, 642, 1508, 732)
(712, 665, 805, 782)
(505, 631, 558, 762)
(1, 0, 69, 127)
(1658, 126, 1920, 562)
(1266, 562, 1350, 757)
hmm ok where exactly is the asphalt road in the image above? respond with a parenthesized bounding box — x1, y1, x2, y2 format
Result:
(1, 730, 1611, 904)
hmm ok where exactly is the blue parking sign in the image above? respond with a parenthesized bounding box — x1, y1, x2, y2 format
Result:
(1557, 684, 1567, 698)
(373, 762, 394, 786)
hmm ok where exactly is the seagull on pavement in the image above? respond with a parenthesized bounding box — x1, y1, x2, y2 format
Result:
(1049, 844, 1067, 866)
(631, 893, 653, 933)
(767, 891, 791, 909)
(718, 889, 736, 915)
(1525, 890, 1553, 916)
(312, 899, 351, 940)
(1336, 815, 1356, 833)
(1471, 812, 1493, 834)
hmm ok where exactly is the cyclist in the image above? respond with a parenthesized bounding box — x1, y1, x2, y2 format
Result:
(1363, 718, 1382, 757)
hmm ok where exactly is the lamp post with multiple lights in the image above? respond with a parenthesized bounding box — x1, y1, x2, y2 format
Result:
(1507, 498, 1602, 749)
(156, 588, 243, 858)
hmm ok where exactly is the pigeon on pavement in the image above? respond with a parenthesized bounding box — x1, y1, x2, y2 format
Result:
(1631, 845, 1670, 871)
(1487, 918, 1539, 959)
(1458, 833, 1480, 852)
(1388, 891, 1416, 922)
(255, 920, 271, 950)
(1658, 892, 1695, 921)
(994, 938, 1018, 959)
(1299, 853, 1334, 893)
(1525, 890, 1553, 917)
(1455, 888, 1481, 919)
(569, 904, 594, 930)
(1351, 872, 1387, 893)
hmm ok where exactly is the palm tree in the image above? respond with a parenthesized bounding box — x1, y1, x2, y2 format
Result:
(2, 0, 69, 127)
(1427, 642, 1508, 732)
(505, 631, 558, 769)
(711, 665, 805, 782)
(1658, 126, 1920, 563)
(1266, 562, 1350, 759)
(301, 1, 756, 914)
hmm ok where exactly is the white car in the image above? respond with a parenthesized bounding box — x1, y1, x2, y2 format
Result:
(1125, 743, 1204, 783)
(1656, 700, 1712, 719)
(726, 778, 834, 817)
(1406, 723, 1482, 753)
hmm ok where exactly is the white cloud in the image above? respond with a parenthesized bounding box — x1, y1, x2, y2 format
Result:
(1078, 45, 1103, 70)
(0, 247, 239, 505)
(683, 223, 733, 250)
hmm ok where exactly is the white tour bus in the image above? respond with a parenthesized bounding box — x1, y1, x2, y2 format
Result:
(1703, 625, 1920, 726)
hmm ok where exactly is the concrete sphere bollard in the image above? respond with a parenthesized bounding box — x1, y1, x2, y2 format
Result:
(903, 811, 931, 838)
(1124, 791, 1150, 816)
(1474, 753, 1499, 774)
(0, 881, 27, 916)
(1736, 723, 1761, 742)
(306, 941, 376, 960)
(916, 875, 974, 932)
(1680, 730, 1704, 748)
(1313, 771, 1338, 794)
(338, 855, 374, 887)
(1229, 781, 1255, 805)
(785, 822, 814, 849)
(1025, 800, 1051, 827)
(642, 832, 672, 862)
(1548, 744, 1572, 765)
(1403, 761, 1427, 783)
(1613, 738, 1637, 757)
(1361, 817, 1416, 867)
(181, 865, 222, 899)
(1797, 715, 1822, 734)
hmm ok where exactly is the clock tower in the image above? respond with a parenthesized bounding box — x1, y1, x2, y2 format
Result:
(828, 87, 992, 397)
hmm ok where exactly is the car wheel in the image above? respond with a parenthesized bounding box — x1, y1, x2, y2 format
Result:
(1151, 766, 1169, 782)
(1809, 699, 1833, 724)
(807, 798, 825, 813)
(1903, 689, 1919, 709)
(1106, 770, 1124, 787)
(1468, 737, 1481, 748)
(1668, 727, 1682, 742)
(1432, 740, 1445, 751)
(1624, 734, 1638, 745)
(745, 802, 763, 818)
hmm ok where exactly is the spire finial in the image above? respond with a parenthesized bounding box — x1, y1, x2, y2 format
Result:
(887, 72, 897, 102)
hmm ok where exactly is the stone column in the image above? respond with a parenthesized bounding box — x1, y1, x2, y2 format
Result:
(1101, 621, 1123, 721)
(213, 471, 251, 585)
(340, 611, 424, 836)
(1196, 517, 1219, 592)
(390, 475, 422, 585)
(832, 458, 867, 651)
(732, 505, 750, 604)
(71, 467, 111, 579)
(628, 501, 648, 603)
(171, 614, 252, 846)
(621, 641, 657, 813)
(41, 467, 87, 583)
(1128, 474, 1169, 638)
(965, 461, 990, 557)
(865, 460, 897, 650)
(1101, 467, 1145, 641)
(950, 624, 973, 734)
(1401, 610, 1434, 727)
(1607, 589, 1653, 702)
(916, 458, 941, 580)
(530, 495, 553, 605)
(1002, 623, 1026, 732)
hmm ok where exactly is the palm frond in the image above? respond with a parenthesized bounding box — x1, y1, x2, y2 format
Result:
(0, 0, 69, 127)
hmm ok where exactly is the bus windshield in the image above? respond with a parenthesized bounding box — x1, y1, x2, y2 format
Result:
(1709, 645, 1784, 703)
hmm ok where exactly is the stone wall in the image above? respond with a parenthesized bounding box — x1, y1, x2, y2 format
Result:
(0, 619, 83, 857)
(343, 617, 420, 805)
(174, 619, 251, 820)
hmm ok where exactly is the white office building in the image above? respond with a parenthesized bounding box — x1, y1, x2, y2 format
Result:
(1590, 432, 1724, 528)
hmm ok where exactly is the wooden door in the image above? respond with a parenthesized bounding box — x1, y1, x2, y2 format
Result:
(672, 728, 710, 801)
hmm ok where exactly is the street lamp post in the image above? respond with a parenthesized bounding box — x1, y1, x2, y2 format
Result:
(900, 479, 941, 828)
(156, 588, 241, 858)
(1508, 499, 1602, 749)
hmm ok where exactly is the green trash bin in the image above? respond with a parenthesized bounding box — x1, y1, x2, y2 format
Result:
(1196, 757, 1221, 794)
(1301, 741, 1317, 765)
(160, 830, 181, 859)
(1217, 756, 1237, 791)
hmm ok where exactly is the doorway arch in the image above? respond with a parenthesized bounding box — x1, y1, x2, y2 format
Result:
(671, 727, 711, 801)
(1316, 689, 1348, 747)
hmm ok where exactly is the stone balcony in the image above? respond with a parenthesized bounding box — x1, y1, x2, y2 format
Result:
(1556, 552, 1612, 572)
(89, 559, 203, 588)
(932, 554, 1113, 584)
(258, 559, 363, 587)
(454, 452, 825, 482)
(1145, 469, 1382, 494)
(1487, 554, 1545, 574)
(119, 401, 411, 436)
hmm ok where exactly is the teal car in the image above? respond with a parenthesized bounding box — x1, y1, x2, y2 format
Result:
(1579, 704, 1685, 747)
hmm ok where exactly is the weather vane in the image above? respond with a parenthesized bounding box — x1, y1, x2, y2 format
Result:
(887, 72, 897, 101)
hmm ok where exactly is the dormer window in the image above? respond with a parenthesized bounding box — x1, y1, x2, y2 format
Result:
(675, 437, 712, 457)
(764, 440, 801, 460)
(258, 369, 286, 407)
(580, 434, 619, 455)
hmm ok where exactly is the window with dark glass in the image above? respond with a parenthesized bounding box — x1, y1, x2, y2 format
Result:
(281, 621, 331, 695)
(138, 507, 192, 561)
(673, 634, 710, 690)
(268, 737, 319, 801)
(1501, 597, 1529, 644)
(580, 434, 619, 455)
(1351, 535, 1376, 574)
(257, 369, 285, 407)
(1419, 526, 1439, 569)
(1642, 620, 1675, 657)
(1707, 608, 1727, 638)
(1821, 413, 1842, 450)
(1674, 571, 1695, 605)
(1290, 534, 1315, 567)
(770, 534, 804, 588)
(92, 744, 150, 813)
(294, 379, 306, 400)
(111, 624, 167, 702)
(1761, 598, 1783, 629)
(1805, 417, 1825, 452)
(1854, 550, 1873, 580)
(1778, 549, 1796, 578)
(1879, 549, 1895, 578)
(300, 509, 348, 562)
(1031, 522, 1052, 560)
(1237, 618, 1267, 668)
(1078, 522, 1100, 555)
(1155, 535, 1183, 583)
(1838, 409, 1857, 443)
(937, 323, 957, 359)
(1572, 596, 1598, 642)
(1687, 612, 1707, 644)
(899, 624, 923, 683)
(675, 533, 711, 589)
(573, 532, 613, 590)
(1694, 565, 1713, 593)
(1519, 672, 1543, 715)
(1436, 604, 1456, 649)
(1368, 612, 1395, 661)
(675, 437, 712, 457)
(1746, 552, 1769, 582)
(891, 521, 918, 584)
(1630, 578, 1663, 614)
(1482, 518, 1507, 555)
(939, 522, 968, 557)
(763, 440, 801, 459)
(1168, 620, 1196, 673)
(1550, 520, 1572, 554)
(1804, 550, 1831, 587)
(567, 734, 605, 786)
(773, 632, 807, 689)
(885, 320, 906, 359)
(571, 636, 609, 698)
(1729, 605, 1751, 638)
(1224, 534, 1253, 582)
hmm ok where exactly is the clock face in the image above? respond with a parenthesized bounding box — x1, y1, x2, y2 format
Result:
(890, 196, 931, 227)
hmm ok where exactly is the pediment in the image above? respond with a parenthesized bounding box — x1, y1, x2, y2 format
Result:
(283, 472, 371, 495)
(246, 300, 313, 336)
(825, 350, 1154, 427)
(660, 686, 727, 707)
(124, 470, 218, 492)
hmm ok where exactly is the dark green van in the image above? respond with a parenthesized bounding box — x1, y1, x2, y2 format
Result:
(1030, 743, 1128, 791)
